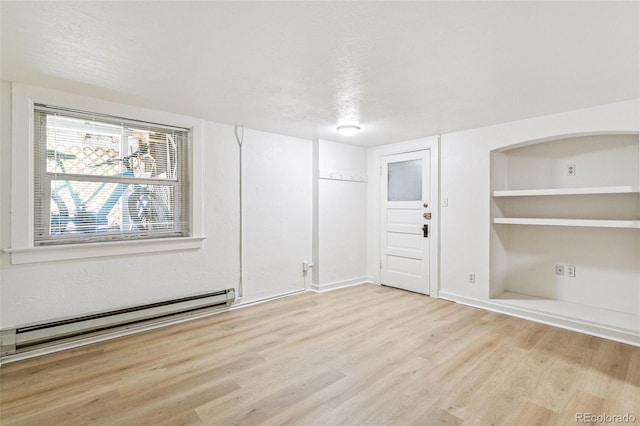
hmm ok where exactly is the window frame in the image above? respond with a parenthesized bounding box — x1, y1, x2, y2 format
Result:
(33, 105, 188, 245)
(6, 84, 205, 264)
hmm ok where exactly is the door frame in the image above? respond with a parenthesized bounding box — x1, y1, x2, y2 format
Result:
(368, 136, 440, 297)
(380, 150, 431, 294)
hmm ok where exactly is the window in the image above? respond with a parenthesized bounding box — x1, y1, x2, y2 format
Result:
(387, 159, 422, 202)
(7, 85, 203, 264)
(33, 105, 190, 245)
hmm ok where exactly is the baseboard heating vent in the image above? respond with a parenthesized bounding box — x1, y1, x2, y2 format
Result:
(0, 288, 235, 356)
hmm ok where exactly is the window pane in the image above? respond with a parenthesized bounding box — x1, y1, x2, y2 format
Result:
(45, 115, 180, 181)
(34, 105, 189, 246)
(46, 179, 176, 236)
(388, 159, 422, 201)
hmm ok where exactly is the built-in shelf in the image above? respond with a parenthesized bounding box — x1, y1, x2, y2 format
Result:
(489, 133, 640, 344)
(493, 185, 639, 197)
(491, 291, 639, 333)
(493, 217, 640, 229)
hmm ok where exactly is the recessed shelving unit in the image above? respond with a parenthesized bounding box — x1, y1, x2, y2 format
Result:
(489, 133, 640, 344)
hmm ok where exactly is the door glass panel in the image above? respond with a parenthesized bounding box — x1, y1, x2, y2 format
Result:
(388, 159, 422, 201)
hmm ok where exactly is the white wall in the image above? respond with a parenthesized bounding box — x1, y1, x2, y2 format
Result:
(314, 140, 367, 291)
(0, 81, 312, 328)
(439, 100, 639, 303)
(242, 129, 312, 300)
(0, 82, 9, 325)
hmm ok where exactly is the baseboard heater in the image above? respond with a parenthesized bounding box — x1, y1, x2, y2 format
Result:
(0, 288, 235, 356)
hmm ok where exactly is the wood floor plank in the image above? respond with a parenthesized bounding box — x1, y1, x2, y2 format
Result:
(582, 339, 633, 401)
(619, 348, 640, 414)
(198, 368, 345, 425)
(528, 358, 583, 414)
(1, 284, 638, 425)
(531, 327, 595, 370)
(563, 391, 608, 423)
(513, 401, 561, 426)
(443, 344, 529, 422)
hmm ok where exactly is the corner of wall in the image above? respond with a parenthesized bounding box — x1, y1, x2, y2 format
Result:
(0, 81, 12, 329)
(311, 138, 320, 287)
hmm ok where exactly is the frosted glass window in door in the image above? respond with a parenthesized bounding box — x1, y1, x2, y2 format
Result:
(388, 159, 422, 201)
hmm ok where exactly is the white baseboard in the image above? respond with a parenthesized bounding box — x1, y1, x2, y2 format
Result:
(438, 291, 639, 347)
(310, 277, 371, 293)
(233, 287, 306, 306)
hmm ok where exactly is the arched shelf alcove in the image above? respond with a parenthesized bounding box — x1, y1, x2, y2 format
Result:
(489, 132, 639, 343)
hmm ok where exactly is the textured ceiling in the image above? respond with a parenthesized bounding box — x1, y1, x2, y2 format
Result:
(1, 1, 639, 146)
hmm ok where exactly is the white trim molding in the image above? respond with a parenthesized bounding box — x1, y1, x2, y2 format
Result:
(310, 277, 371, 293)
(3, 236, 206, 264)
(439, 291, 640, 347)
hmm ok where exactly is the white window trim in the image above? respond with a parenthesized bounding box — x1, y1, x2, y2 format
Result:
(5, 83, 205, 264)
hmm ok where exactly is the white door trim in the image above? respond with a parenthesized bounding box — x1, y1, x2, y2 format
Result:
(368, 136, 440, 297)
(380, 150, 431, 294)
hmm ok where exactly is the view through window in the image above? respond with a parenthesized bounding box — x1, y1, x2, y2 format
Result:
(34, 105, 190, 245)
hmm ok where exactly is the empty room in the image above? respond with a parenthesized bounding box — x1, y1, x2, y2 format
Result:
(0, 1, 638, 425)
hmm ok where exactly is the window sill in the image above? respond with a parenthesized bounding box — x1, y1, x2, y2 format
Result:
(3, 236, 206, 265)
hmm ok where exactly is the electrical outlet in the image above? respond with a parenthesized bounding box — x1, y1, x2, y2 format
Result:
(567, 164, 576, 176)
(468, 273, 475, 284)
(566, 265, 576, 278)
(442, 197, 449, 207)
(555, 264, 564, 276)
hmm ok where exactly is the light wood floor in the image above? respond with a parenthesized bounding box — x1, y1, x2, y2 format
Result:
(1, 284, 638, 425)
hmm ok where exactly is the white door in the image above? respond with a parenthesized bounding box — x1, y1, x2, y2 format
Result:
(381, 150, 431, 294)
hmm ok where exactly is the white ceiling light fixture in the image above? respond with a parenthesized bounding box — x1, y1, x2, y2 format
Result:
(337, 125, 360, 136)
